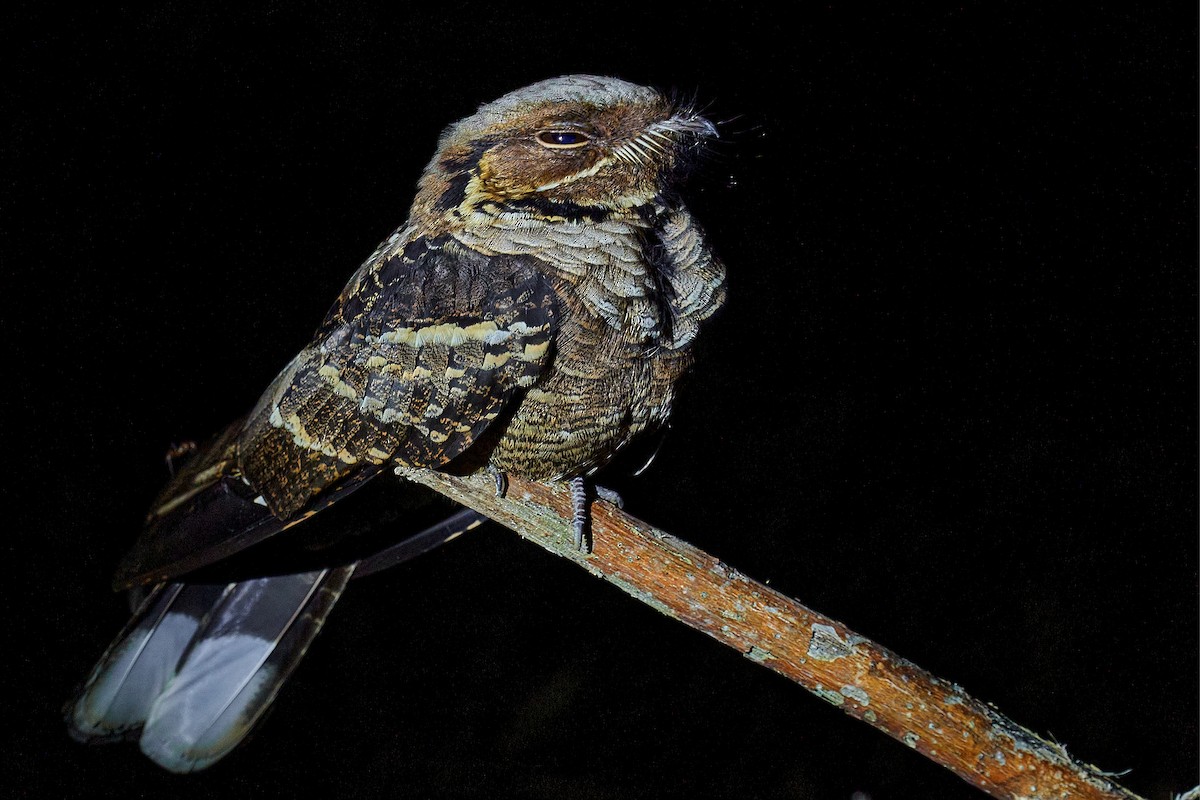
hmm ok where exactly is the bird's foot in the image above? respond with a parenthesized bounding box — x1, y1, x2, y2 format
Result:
(489, 468, 509, 499)
(569, 476, 591, 552)
(595, 485, 624, 509)
(567, 480, 625, 552)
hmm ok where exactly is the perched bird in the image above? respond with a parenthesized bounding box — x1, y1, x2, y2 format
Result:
(66, 75, 727, 772)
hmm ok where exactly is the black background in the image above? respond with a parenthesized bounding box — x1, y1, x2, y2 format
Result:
(4, 4, 1196, 799)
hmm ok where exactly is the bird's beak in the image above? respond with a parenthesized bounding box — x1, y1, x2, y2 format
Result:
(651, 114, 719, 141)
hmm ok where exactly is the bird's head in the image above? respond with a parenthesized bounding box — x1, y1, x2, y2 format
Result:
(412, 75, 716, 227)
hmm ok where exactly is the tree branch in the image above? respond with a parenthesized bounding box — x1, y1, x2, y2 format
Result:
(398, 468, 1146, 800)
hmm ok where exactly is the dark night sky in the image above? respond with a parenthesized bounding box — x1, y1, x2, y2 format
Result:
(4, 5, 1196, 799)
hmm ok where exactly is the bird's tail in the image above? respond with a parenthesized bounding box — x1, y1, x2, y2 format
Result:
(66, 566, 354, 772)
(67, 505, 486, 772)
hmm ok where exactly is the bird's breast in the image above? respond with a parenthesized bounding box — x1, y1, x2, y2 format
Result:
(487, 330, 692, 481)
(449, 205, 725, 480)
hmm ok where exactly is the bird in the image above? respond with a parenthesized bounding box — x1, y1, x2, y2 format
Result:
(66, 74, 728, 773)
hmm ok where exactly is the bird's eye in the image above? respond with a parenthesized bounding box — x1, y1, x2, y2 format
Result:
(536, 130, 591, 149)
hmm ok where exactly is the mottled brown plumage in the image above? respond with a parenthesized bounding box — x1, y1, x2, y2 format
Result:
(119, 74, 725, 584)
(70, 75, 726, 772)
(248, 74, 725, 500)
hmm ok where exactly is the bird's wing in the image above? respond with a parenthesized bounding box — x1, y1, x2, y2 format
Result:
(113, 419, 382, 589)
(238, 234, 557, 519)
(113, 235, 556, 589)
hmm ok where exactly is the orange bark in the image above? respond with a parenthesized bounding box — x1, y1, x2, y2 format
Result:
(401, 468, 1145, 800)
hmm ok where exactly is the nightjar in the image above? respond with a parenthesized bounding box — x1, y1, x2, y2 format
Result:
(67, 75, 727, 772)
